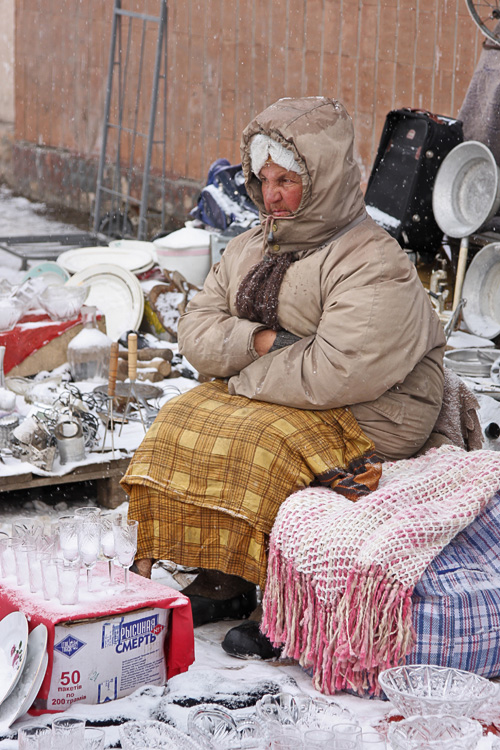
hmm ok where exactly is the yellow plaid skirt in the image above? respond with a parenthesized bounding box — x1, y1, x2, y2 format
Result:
(121, 380, 380, 589)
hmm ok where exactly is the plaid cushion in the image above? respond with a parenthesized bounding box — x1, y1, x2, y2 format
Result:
(408, 490, 500, 677)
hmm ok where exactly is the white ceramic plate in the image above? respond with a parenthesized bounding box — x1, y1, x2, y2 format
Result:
(0, 612, 28, 703)
(57, 246, 155, 275)
(0, 612, 29, 704)
(22, 261, 70, 286)
(109, 239, 158, 270)
(0, 624, 48, 727)
(19, 650, 49, 719)
(66, 264, 145, 341)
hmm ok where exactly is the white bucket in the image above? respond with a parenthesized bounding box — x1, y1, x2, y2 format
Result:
(153, 225, 212, 287)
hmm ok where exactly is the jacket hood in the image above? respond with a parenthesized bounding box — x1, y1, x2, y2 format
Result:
(241, 97, 366, 255)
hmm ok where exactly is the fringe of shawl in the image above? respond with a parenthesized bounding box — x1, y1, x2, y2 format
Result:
(261, 446, 500, 695)
(262, 543, 415, 696)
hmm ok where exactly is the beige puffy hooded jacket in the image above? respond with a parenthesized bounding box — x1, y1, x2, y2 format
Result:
(178, 97, 445, 460)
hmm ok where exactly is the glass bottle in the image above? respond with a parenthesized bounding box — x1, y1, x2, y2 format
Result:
(0, 346, 5, 388)
(0, 345, 16, 415)
(67, 305, 112, 382)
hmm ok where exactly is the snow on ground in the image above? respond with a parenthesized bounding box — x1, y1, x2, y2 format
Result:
(1, 623, 396, 747)
(0, 187, 500, 747)
(0, 185, 81, 281)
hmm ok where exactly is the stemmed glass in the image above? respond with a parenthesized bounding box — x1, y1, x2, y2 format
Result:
(100, 513, 116, 586)
(78, 517, 101, 592)
(112, 517, 138, 592)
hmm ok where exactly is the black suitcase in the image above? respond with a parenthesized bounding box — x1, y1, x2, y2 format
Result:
(365, 108, 463, 258)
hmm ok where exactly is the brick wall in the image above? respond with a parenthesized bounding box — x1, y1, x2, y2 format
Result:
(12, 0, 484, 224)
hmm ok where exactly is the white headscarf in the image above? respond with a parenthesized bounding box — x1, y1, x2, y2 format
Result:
(250, 134, 301, 176)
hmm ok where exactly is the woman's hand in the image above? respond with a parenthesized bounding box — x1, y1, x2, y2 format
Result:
(254, 329, 277, 356)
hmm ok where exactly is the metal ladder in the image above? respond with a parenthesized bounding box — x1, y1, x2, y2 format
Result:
(93, 0, 168, 240)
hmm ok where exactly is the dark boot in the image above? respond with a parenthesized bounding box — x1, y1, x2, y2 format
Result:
(182, 570, 258, 628)
(221, 620, 282, 660)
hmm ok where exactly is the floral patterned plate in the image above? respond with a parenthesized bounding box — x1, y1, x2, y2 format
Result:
(0, 623, 48, 727)
(0, 611, 28, 704)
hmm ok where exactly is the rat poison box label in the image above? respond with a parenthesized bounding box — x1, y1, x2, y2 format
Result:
(39, 607, 169, 711)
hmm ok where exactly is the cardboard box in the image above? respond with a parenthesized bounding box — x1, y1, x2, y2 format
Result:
(0, 564, 194, 713)
(46, 607, 170, 710)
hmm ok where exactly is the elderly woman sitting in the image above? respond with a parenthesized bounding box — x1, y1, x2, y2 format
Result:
(121, 96, 445, 659)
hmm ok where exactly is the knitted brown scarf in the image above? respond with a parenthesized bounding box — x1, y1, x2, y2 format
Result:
(235, 253, 293, 330)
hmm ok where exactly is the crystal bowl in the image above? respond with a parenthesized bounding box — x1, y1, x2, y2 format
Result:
(256, 692, 312, 727)
(0, 298, 24, 331)
(298, 696, 355, 730)
(378, 665, 497, 718)
(255, 691, 354, 732)
(188, 704, 265, 749)
(37, 284, 89, 321)
(119, 719, 202, 750)
(387, 715, 482, 750)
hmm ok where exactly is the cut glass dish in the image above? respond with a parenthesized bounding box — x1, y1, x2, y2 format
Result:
(119, 719, 202, 750)
(387, 714, 482, 750)
(255, 691, 355, 734)
(188, 704, 265, 749)
(378, 664, 497, 718)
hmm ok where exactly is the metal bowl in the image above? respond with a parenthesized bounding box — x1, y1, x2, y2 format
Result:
(443, 347, 498, 377)
(433, 141, 500, 238)
(462, 243, 500, 338)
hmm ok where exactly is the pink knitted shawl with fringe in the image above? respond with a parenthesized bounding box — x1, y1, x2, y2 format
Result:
(262, 445, 500, 696)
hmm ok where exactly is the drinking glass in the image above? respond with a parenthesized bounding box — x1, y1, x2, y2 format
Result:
(100, 513, 116, 586)
(74, 506, 101, 521)
(303, 728, 336, 747)
(112, 517, 138, 591)
(361, 732, 386, 748)
(12, 517, 43, 542)
(0, 536, 16, 578)
(58, 516, 80, 562)
(27, 543, 44, 594)
(52, 717, 86, 750)
(84, 728, 105, 750)
(12, 537, 30, 587)
(41, 554, 59, 601)
(333, 723, 362, 749)
(56, 558, 80, 605)
(270, 738, 301, 750)
(18, 724, 52, 750)
(267, 724, 303, 746)
(78, 518, 101, 592)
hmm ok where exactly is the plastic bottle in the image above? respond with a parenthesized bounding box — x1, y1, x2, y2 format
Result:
(67, 306, 112, 382)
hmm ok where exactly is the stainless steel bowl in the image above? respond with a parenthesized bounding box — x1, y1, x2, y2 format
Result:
(443, 347, 498, 377)
(462, 243, 500, 338)
(433, 141, 500, 238)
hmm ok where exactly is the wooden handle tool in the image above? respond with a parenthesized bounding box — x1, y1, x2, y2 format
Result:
(108, 342, 119, 399)
(128, 333, 138, 381)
